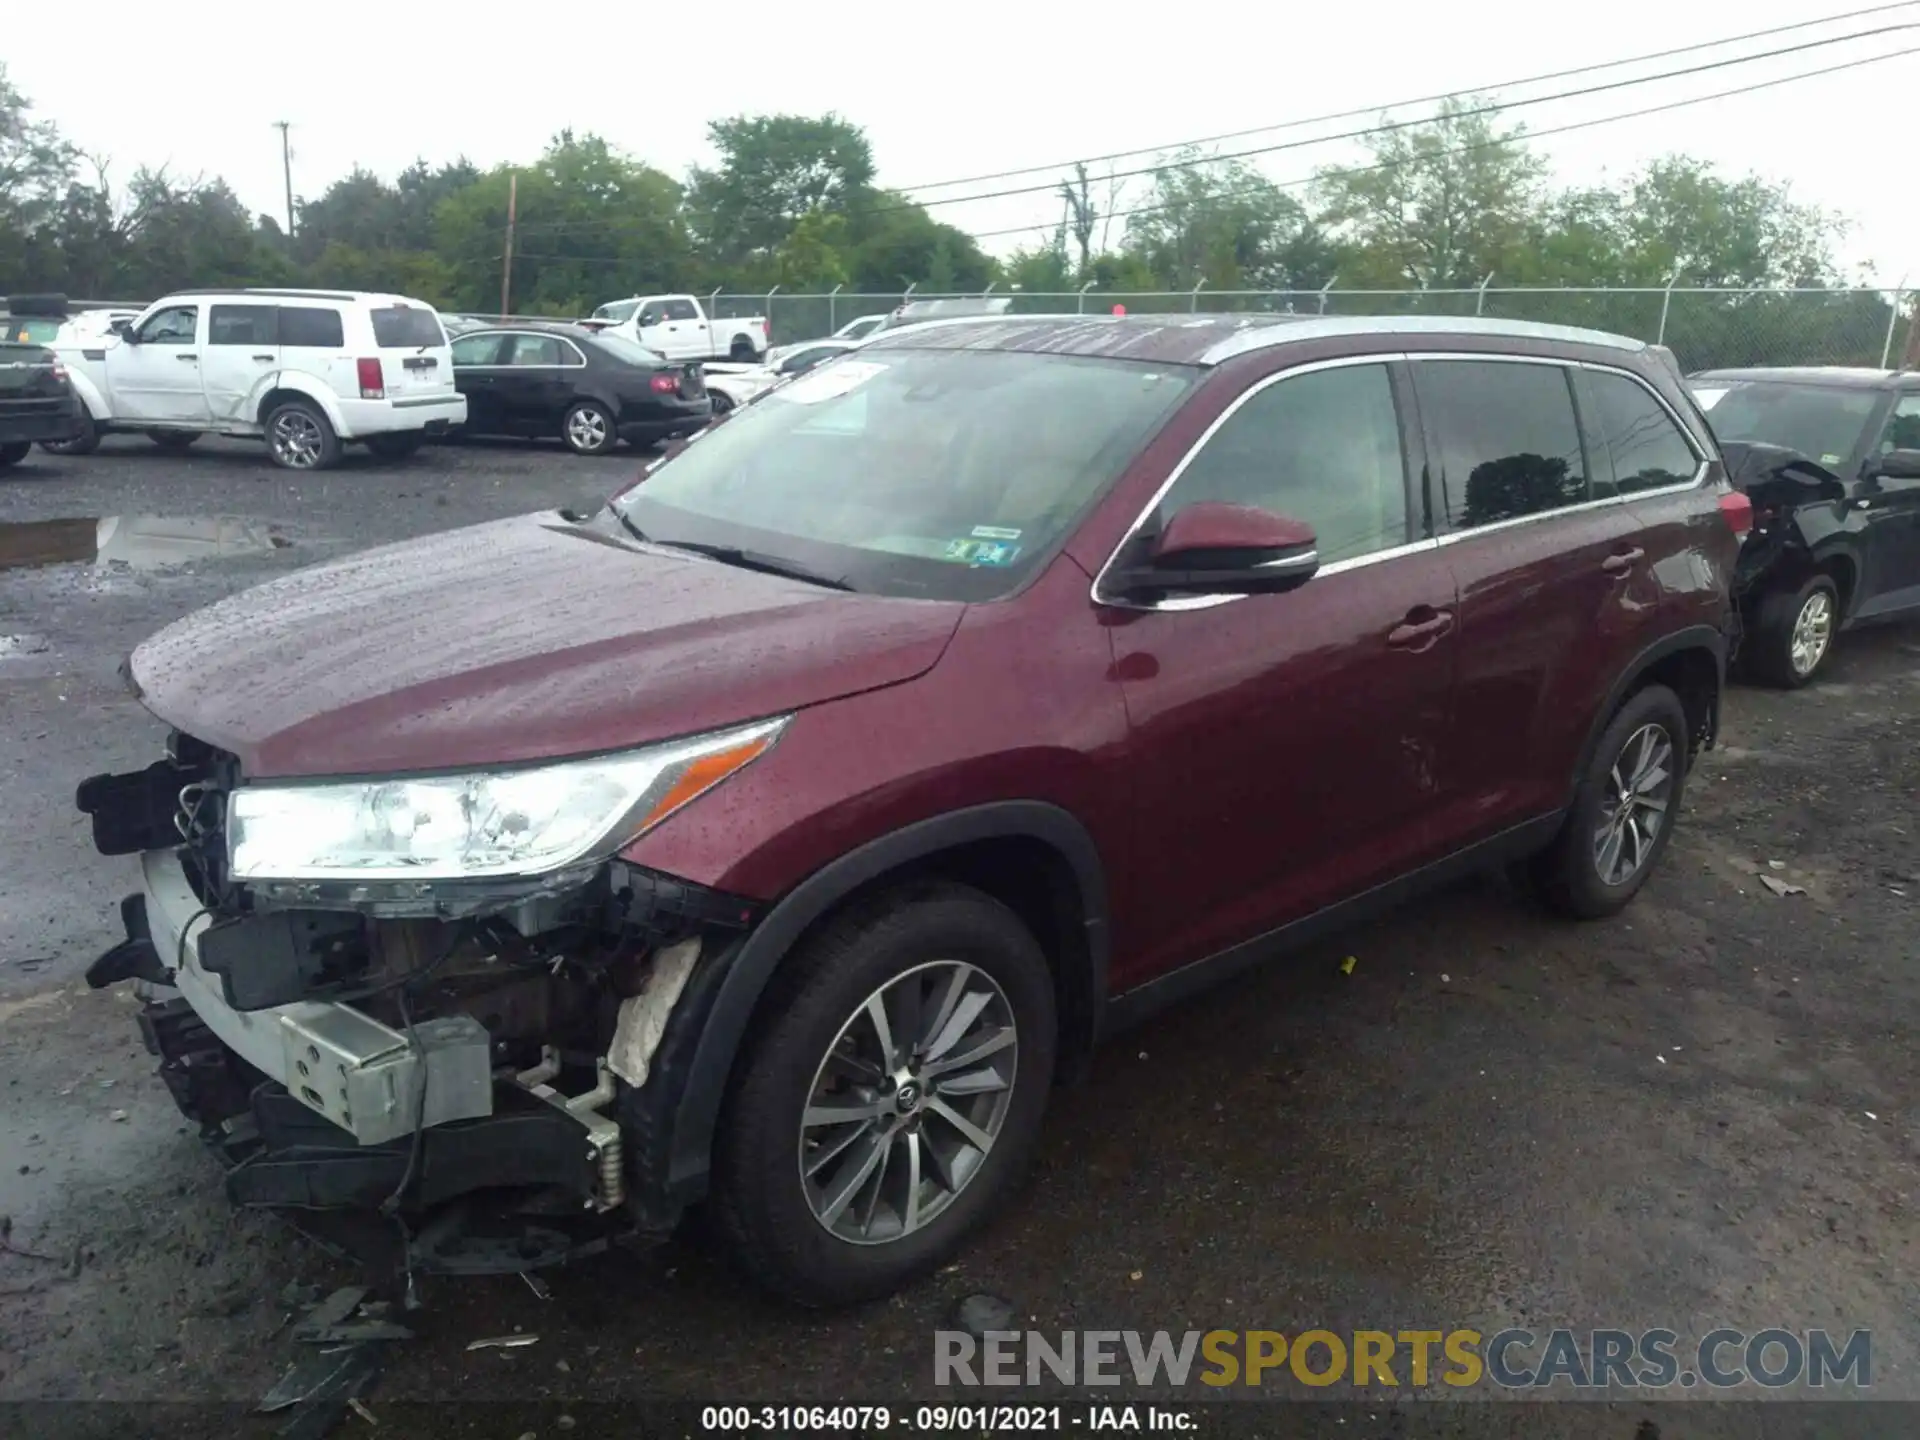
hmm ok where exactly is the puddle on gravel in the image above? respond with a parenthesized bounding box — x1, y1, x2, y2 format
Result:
(0, 515, 289, 571)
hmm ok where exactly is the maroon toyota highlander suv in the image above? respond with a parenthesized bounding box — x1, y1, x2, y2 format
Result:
(77, 314, 1747, 1306)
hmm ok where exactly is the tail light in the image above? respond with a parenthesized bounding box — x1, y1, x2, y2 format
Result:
(649, 373, 679, 394)
(356, 357, 385, 399)
(1718, 490, 1753, 541)
(49, 359, 67, 382)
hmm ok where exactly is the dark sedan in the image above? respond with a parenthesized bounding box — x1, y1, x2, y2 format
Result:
(449, 323, 711, 455)
(0, 341, 85, 467)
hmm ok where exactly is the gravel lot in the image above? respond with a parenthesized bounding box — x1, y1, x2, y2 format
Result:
(2, 435, 1917, 1435)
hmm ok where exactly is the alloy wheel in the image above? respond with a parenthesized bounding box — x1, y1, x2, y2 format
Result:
(1789, 590, 1834, 677)
(799, 960, 1018, 1246)
(270, 410, 324, 469)
(1592, 722, 1675, 887)
(567, 407, 609, 452)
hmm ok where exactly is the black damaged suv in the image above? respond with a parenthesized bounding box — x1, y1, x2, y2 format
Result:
(1690, 366, 1920, 686)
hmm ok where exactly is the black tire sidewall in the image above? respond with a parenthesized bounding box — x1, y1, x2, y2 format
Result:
(564, 402, 615, 455)
(1750, 574, 1838, 689)
(710, 389, 734, 415)
(1548, 684, 1690, 917)
(41, 408, 97, 455)
(714, 885, 1057, 1307)
(0, 441, 29, 467)
(265, 401, 340, 471)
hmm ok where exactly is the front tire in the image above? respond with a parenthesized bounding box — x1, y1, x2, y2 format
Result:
(265, 400, 341, 471)
(712, 882, 1057, 1307)
(562, 401, 616, 456)
(0, 440, 30, 468)
(1533, 684, 1689, 919)
(708, 388, 735, 418)
(1747, 574, 1838, 688)
(41, 408, 99, 457)
(146, 429, 202, 451)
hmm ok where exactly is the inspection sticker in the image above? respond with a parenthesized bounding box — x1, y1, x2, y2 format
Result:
(943, 538, 1022, 566)
(970, 526, 1022, 540)
(773, 360, 887, 405)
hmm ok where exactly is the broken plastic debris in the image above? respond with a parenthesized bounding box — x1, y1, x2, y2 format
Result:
(1768, 860, 1786, 870)
(466, 1334, 540, 1351)
(1759, 876, 1807, 898)
(1865, 1111, 1878, 1121)
(1656, 1055, 1667, 1064)
(108, 1109, 127, 1122)
(519, 1270, 552, 1301)
(1440, 973, 1451, 984)
(1339, 955, 1357, 976)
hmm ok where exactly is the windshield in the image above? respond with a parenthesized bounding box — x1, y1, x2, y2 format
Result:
(594, 300, 641, 323)
(616, 348, 1197, 601)
(1690, 381, 1882, 470)
(590, 334, 667, 368)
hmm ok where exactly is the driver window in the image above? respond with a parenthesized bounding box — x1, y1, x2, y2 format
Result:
(136, 305, 199, 345)
(1880, 395, 1920, 453)
(1159, 362, 1410, 564)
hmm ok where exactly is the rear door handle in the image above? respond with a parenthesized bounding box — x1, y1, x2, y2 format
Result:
(1601, 548, 1646, 574)
(252, 353, 275, 362)
(1387, 610, 1455, 648)
(176, 353, 198, 362)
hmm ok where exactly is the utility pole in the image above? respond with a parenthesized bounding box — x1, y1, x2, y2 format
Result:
(273, 122, 295, 239)
(500, 173, 518, 317)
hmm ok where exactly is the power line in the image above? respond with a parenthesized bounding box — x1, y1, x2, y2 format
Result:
(505, 14, 1915, 243)
(896, 0, 1919, 194)
(966, 40, 1920, 244)
(505, 40, 1920, 275)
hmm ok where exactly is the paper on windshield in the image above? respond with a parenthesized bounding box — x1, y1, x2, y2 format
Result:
(773, 360, 887, 405)
(1690, 386, 1729, 411)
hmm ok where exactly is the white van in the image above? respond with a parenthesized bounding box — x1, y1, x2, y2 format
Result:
(50, 289, 466, 470)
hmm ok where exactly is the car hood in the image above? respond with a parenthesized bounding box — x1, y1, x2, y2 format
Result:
(128, 512, 966, 778)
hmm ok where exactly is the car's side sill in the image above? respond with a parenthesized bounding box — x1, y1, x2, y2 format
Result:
(1102, 811, 1566, 1034)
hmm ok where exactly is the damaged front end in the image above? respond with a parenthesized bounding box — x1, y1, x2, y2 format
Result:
(76, 728, 769, 1273)
(1719, 440, 1850, 608)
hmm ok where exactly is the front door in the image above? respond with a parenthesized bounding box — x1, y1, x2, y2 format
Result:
(1857, 392, 1920, 618)
(202, 303, 280, 424)
(1413, 356, 1667, 842)
(450, 331, 509, 435)
(112, 304, 211, 424)
(494, 332, 578, 436)
(1103, 357, 1459, 989)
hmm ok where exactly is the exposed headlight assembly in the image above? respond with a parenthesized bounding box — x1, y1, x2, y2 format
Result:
(228, 717, 787, 883)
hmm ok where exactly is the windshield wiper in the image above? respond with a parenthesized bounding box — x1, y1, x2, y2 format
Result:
(653, 539, 855, 592)
(600, 503, 650, 544)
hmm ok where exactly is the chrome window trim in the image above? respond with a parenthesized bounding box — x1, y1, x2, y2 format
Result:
(1088, 349, 1710, 614)
(450, 330, 589, 370)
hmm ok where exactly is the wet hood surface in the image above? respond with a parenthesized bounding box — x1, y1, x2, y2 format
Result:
(128, 512, 966, 777)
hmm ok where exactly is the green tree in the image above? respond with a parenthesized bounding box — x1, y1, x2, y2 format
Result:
(1613, 156, 1841, 288)
(1123, 150, 1334, 292)
(846, 193, 992, 294)
(1312, 96, 1545, 288)
(0, 62, 79, 287)
(687, 113, 875, 268)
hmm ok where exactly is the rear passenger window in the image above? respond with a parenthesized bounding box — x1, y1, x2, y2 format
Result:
(1584, 370, 1700, 495)
(1161, 362, 1409, 564)
(278, 307, 345, 349)
(662, 299, 700, 322)
(368, 306, 446, 349)
(208, 305, 276, 346)
(1421, 360, 1588, 530)
(503, 334, 563, 366)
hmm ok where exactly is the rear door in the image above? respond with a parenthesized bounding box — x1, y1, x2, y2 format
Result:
(202, 303, 279, 423)
(366, 303, 455, 404)
(1413, 355, 1657, 841)
(1859, 392, 1920, 616)
(111, 304, 211, 423)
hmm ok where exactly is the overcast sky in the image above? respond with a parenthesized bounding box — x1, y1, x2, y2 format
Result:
(10, 0, 1919, 289)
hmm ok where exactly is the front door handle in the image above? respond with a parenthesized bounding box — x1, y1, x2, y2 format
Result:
(1387, 609, 1455, 648)
(252, 353, 275, 362)
(1601, 547, 1646, 575)
(176, 353, 198, 362)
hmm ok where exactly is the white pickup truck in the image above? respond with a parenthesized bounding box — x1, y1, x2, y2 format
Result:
(585, 294, 768, 363)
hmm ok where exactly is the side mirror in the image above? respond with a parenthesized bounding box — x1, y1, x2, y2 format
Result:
(1871, 447, 1920, 481)
(637, 310, 659, 327)
(115, 321, 137, 342)
(1110, 502, 1319, 599)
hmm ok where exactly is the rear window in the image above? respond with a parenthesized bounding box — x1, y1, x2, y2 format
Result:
(8, 319, 63, 344)
(279, 307, 345, 349)
(369, 306, 446, 349)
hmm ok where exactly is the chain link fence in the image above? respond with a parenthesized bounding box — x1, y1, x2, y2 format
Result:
(728, 286, 1914, 372)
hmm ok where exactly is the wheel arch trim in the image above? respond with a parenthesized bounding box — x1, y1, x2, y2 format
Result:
(1570, 624, 1727, 802)
(662, 800, 1110, 1198)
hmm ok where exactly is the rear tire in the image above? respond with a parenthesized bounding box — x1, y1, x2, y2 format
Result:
(365, 433, 424, 462)
(562, 401, 616, 456)
(264, 399, 341, 471)
(41, 407, 99, 456)
(1746, 574, 1838, 689)
(0, 440, 30, 468)
(708, 388, 734, 418)
(146, 429, 202, 451)
(1532, 684, 1690, 920)
(729, 337, 758, 362)
(711, 882, 1057, 1307)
